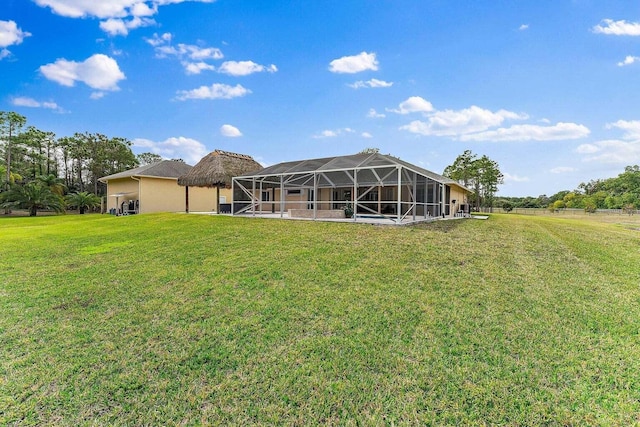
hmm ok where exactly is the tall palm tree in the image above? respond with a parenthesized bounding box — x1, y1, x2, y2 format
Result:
(1, 166, 22, 215)
(36, 174, 66, 196)
(65, 191, 101, 214)
(0, 182, 65, 216)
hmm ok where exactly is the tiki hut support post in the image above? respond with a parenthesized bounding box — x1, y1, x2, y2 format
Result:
(216, 185, 220, 214)
(185, 185, 189, 213)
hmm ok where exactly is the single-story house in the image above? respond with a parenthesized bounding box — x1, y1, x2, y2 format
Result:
(231, 152, 472, 224)
(99, 160, 200, 214)
(177, 150, 262, 213)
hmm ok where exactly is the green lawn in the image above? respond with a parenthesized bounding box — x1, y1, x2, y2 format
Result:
(1, 213, 639, 425)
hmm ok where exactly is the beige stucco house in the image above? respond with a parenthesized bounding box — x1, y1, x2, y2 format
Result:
(99, 160, 216, 214)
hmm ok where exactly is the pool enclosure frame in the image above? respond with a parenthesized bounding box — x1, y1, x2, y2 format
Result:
(232, 153, 465, 224)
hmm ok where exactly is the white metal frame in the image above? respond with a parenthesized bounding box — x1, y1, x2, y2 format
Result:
(232, 154, 455, 224)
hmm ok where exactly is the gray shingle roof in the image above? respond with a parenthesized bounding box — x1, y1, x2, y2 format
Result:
(99, 160, 193, 182)
(236, 152, 471, 191)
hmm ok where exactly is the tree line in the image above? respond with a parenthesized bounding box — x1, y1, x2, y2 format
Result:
(0, 111, 162, 215)
(496, 166, 640, 212)
(443, 150, 503, 211)
(1, 111, 140, 195)
(442, 148, 640, 213)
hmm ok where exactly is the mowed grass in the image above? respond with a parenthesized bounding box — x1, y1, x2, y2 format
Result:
(1, 213, 639, 425)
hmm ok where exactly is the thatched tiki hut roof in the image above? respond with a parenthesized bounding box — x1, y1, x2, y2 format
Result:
(178, 150, 262, 213)
(178, 150, 261, 188)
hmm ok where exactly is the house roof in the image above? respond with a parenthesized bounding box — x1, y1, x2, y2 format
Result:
(99, 160, 193, 182)
(236, 152, 472, 192)
(177, 150, 262, 188)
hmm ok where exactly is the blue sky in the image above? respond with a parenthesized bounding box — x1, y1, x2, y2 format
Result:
(2, 0, 640, 197)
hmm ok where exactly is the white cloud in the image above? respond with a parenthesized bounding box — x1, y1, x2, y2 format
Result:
(175, 83, 251, 101)
(12, 97, 41, 107)
(217, 60, 277, 76)
(147, 34, 277, 77)
(606, 119, 640, 140)
(132, 136, 208, 165)
(179, 45, 223, 61)
(519, 24, 529, 31)
(183, 61, 215, 75)
(401, 106, 526, 137)
(39, 54, 125, 91)
(35, 0, 145, 18)
(329, 51, 378, 74)
(99, 19, 128, 36)
(90, 92, 105, 100)
(503, 172, 530, 183)
(0, 20, 31, 59)
(575, 144, 599, 154)
(593, 19, 640, 36)
(220, 124, 242, 137)
(550, 167, 576, 174)
(389, 96, 434, 115)
(361, 132, 373, 138)
(460, 122, 590, 142)
(146, 33, 223, 74)
(578, 139, 640, 164)
(34, 0, 213, 35)
(146, 32, 172, 46)
(348, 78, 393, 89)
(312, 128, 355, 139)
(315, 130, 337, 138)
(367, 108, 385, 119)
(12, 97, 63, 112)
(577, 120, 640, 164)
(617, 55, 640, 66)
(153, 42, 223, 61)
(131, 2, 156, 17)
(99, 16, 155, 36)
(0, 20, 31, 47)
(392, 98, 587, 143)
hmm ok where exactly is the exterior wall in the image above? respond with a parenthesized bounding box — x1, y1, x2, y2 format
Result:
(187, 186, 233, 212)
(448, 185, 470, 216)
(268, 188, 309, 210)
(105, 178, 139, 212)
(256, 186, 400, 213)
(105, 178, 236, 214)
(138, 177, 186, 214)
